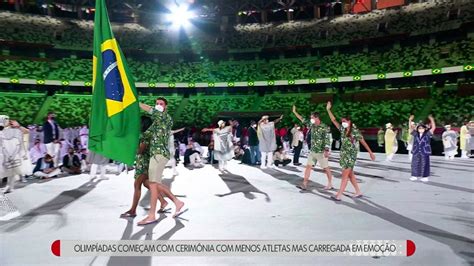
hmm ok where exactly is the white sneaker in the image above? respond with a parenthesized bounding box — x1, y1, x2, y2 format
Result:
(409, 176, 418, 181)
(420, 177, 429, 182)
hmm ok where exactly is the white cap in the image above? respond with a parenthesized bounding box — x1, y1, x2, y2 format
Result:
(445, 125, 451, 129)
(0, 115, 9, 127)
(217, 120, 225, 127)
(386, 123, 392, 128)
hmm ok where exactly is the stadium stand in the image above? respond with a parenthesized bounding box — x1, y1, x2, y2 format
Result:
(1, 39, 472, 82)
(0, 92, 45, 125)
(0, 84, 472, 129)
(0, 1, 473, 50)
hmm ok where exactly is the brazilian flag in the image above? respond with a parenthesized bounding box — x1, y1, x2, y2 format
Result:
(89, 0, 139, 165)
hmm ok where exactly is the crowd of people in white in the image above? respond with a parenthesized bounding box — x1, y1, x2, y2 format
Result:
(1, 110, 473, 196)
(0, 112, 130, 194)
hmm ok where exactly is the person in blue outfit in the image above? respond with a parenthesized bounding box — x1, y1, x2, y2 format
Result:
(409, 115, 436, 182)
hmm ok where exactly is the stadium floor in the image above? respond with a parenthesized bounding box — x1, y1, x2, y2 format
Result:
(1, 152, 473, 266)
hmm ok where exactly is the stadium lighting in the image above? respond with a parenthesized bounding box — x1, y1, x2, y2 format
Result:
(168, 4, 196, 28)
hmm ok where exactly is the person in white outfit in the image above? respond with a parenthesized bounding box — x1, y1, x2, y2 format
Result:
(0, 115, 27, 193)
(59, 138, 72, 162)
(184, 142, 204, 168)
(79, 148, 89, 172)
(29, 139, 46, 165)
(202, 120, 234, 172)
(79, 125, 89, 150)
(62, 127, 70, 145)
(166, 128, 184, 176)
(10, 120, 32, 182)
(72, 127, 80, 143)
(87, 151, 109, 179)
(30, 126, 44, 147)
(442, 125, 458, 160)
(290, 124, 304, 166)
(28, 125, 37, 149)
(257, 115, 283, 169)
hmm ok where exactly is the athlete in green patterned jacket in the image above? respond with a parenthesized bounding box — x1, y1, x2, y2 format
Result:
(293, 105, 333, 191)
(137, 98, 185, 225)
(326, 101, 375, 201)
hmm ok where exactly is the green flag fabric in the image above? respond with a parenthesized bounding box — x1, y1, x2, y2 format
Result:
(89, 0, 139, 165)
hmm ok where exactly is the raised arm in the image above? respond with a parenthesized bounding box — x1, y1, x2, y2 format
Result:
(274, 115, 284, 124)
(292, 105, 304, 123)
(360, 137, 376, 161)
(428, 115, 436, 134)
(139, 102, 152, 113)
(172, 127, 185, 134)
(10, 120, 28, 157)
(408, 114, 415, 132)
(20, 126, 29, 135)
(326, 101, 340, 129)
(11, 120, 29, 135)
(201, 128, 214, 133)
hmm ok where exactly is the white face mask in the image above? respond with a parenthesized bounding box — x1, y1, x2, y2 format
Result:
(155, 105, 164, 112)
(310, 119, 316, 124)
(341, 122, 349, 128)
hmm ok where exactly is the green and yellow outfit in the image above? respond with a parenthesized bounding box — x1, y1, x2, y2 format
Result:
(304, 120, 331, 167)
(134, 131, 151, 179)
(339, 126, 362, 169)
(147, 109, 173, 183)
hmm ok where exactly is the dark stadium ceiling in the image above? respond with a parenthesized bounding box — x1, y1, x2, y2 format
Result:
(15, 0, 340, 17)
